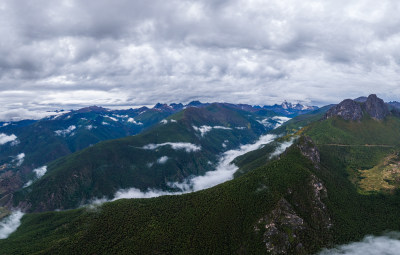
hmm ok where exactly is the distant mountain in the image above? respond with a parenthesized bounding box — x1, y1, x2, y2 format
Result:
(262, 101, 318, 117)
(0, 105, 178, 201)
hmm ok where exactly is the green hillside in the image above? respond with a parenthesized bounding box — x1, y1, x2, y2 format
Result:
(0, 140, 330, 254)
(10, 104, 274, 212)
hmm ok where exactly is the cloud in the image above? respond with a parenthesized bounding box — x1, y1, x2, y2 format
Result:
(33, 166, 47, 179)
(0, 211, 24, 239)
(90, 118, 290, 203)
(269, 139, 296, 159)
(142, 142, 201, 152)
(157, 156, 169, 164)
(54, 125, 76, 137)
(170, 134, 277, 191)
(318, 232, 400, 255)
(192, 125, 232, 137)
(109, 134, 277, 200)
(0, 133, 17, 145)
(1, 0, 400, 120)
(13, 153, 25, 166)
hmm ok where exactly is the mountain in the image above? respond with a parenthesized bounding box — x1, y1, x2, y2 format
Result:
(1, 95, 400, 254)
(4, 103, 283, 212)
(263, 101, 318, 117)
(325, 94, 391, 121)
(0, 105, 178, 202)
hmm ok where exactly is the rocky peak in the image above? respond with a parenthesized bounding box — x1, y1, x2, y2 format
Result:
(325, 94, 389, 121)
(363, 94, 390, 120)
(325, 99, 363, 121)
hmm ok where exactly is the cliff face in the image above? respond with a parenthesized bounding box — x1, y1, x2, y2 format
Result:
(363, 94, 390, 120)
(325, 99, 363, 121)
(325, 94, 390, 121)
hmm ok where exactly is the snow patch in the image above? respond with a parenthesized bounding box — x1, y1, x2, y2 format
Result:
(55, 125, 76, 137)
(0, 133, 17, 145)
(143, 142, 201, 152)
(0, 211, 24, 239)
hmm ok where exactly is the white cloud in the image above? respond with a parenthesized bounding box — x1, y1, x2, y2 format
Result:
(33, 166, 47, 179)
(157, 156, 169, 164)
(269, 139, 296, 159)
(13, 153, 25, 166)
(1, 0, 400, 120)
(0, 133, 17, 145)
(0, 211, 24, 239)
(318, 233, 400, 255)
(127, 118, 143, 125)
(142, 142, 201, 152)
(160, 119, 168, 124)
(192, 125, 232, 137)
(170, 134, 277, 191)
(54, 125, 76, 137)
(105, 116, 118, 121)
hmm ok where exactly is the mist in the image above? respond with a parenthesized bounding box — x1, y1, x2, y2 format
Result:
(0, 211, 24, 239)
(318, 233, 400, 255)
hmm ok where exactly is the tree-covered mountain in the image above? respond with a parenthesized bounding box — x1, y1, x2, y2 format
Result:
(1, 95, 400, 254)
(0, 105, 179, 202)
(3, 103, 286, 212)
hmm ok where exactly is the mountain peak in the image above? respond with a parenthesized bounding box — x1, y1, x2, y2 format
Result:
(76, 106, 108, 113)
(325, 94, 389, 121)
(364, 94, 390, 120)
(325, 99, 363, 121)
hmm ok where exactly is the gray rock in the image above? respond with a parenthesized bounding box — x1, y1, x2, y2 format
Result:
(325, 99, 363, 121)
(363, 94, 390, 120)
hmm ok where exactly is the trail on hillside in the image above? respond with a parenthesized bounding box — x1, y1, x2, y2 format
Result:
(317, 144, 395, 148)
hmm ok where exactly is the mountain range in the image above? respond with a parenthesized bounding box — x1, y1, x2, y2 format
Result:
(1, 96, 400, 254)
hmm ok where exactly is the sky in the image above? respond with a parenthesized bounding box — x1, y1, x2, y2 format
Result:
(1, 0, 400, 120)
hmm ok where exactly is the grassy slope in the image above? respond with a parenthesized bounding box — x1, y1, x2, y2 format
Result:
(1, 146, 325, 255)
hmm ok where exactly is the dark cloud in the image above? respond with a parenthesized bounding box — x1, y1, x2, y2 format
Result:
(0, 0, 400, 120)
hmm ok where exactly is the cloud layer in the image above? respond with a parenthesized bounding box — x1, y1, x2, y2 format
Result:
(1, 0, 400, 120)
(318, 232, 400, 255)
(0, 211, 24, 239)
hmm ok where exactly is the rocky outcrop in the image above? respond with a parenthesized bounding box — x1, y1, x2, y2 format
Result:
(325, 99, 363, 121)
(309, 175, 332, 230)
(325, 94, 390, 121)
(297, 136, 320, 167)
(255, 198, 307, 255)
(363, 94, 390, 120)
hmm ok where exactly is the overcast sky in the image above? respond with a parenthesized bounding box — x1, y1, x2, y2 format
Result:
(1, 0, 400, 120)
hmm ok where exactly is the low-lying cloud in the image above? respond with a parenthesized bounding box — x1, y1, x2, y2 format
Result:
(269, 139, 296, 159)
(54, 125, 76, 137)
(192, 125, 233, 137)
(142, 142, 201, 152)
(318, 232, 400, 255)
(0, 133, 17, 145)
(0, 211, 24, 239)
(112, 134, 277, 201)
(170, 134, 277, 191)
